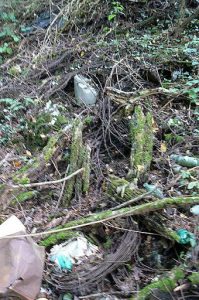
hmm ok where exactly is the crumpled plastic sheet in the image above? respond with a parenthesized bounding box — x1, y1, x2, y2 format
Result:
(0, 215, 45, 300)
(50, 236, 99, 270)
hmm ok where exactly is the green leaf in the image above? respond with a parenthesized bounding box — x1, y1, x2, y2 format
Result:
(12, 35, 20, 42)
(188, 181, 199, 190)
(180, 170, 191, 179)
(24, 97, 35, 106)
(6, 47, 12, 54)
(108, 14, 116, 21)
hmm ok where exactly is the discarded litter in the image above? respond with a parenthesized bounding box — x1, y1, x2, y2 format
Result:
(21, 11, 64, 34)
(0, 215, 45, 300)
(50, 235, 99, 271)
(99, 296, 120, 300)
(74, 74, 98, 105)
(170, 155, 199, 168)
(172, 164, 182, 174)
(62, 293, 73, 300)
(190, 205, 199, 216)
(143, 183, 164, 199)
(50, 254, 73, 271)
(36, 286, 52, 299)
(176, 229, 196, 247)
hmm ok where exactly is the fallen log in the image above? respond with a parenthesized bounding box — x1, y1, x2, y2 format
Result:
(40, 195, 199, 247)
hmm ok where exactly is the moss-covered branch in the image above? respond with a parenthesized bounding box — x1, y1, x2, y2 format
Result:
(131, 267, 199, 300)
(63, 120, 83, 206)
(129, 105, 153, 180)
(107, 175, 180, 242)
(82, 144, 91, 193)
(40, 195, 199, 246)
(63, 120, 91, 206)
(107, 87, 180, 106)
(107, 175, 145, 201)
(132, 267, 185, 300)
(0, 130, 66, 209)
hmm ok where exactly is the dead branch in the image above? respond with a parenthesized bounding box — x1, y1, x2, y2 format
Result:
(11, 168, 84, 189)
(173, 6, 199, 37)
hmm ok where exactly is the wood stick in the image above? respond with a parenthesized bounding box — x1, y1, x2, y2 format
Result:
(0, 196, 198, 242)
(11, 168, 84, 189)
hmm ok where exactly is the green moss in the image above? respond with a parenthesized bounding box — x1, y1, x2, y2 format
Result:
(84, 116, 94, 125)
(165, 133, 184, 144)
(64, 120, 83, 206)
(12, 160, 40, 184)
(132, 267, 185, 300)
(164, 229, 180, 242)
(40, 230, 79, 247)
(107, 175, 144, 201)
(144, 111, 153, 170)
(188, 272, 199, 285)
(0, 184, 5, 192)
(129, 106, 153, 180)
(40, 196, 199, 246)
(82, 145, 91, 193)
(103, 236, 112, 249)
(22, 112, 54, 150)
(13, 176, 30, 184)
(43, 136, 58, 162)
(17, 163, 33, 174)
(107, 176, 194, 242)
(15, 160, 40, 175)
(130, 105, 145, 176)
(110, 176, 129, 187)
(12, 190, 38, 204)
(75, 145, 84, 195)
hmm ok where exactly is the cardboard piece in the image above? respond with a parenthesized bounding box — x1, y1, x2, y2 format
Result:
(0, 216, 45, 300)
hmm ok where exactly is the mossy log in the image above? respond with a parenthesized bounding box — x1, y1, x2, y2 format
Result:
(63, 120, 91, 206)
(107, 175, 180, 242)
(63, 120, 83, 205)
(0, 131, 66, 209)
(129, 105, 153, 181)
(131, 267, 199, 300)
(82, 144, 91, 194)
(40, 195, 199, 246)
(107, 175, 145, 201)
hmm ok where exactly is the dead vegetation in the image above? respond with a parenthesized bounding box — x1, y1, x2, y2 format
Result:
(0, 0, 199, 299)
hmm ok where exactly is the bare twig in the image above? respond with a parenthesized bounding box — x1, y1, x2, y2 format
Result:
(55, 165, 70, 210)
(111, 190, 153, 210)
(11, 168, 84, 189)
